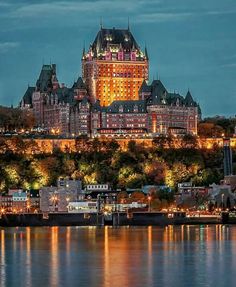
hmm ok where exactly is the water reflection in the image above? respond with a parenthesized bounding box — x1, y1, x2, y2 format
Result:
(1, 229, 6, 287)
(50, 227, 59, 287)
(0, 225, 236, 287)
(147, 226, 153, 287)
(26, 227, 32, 287)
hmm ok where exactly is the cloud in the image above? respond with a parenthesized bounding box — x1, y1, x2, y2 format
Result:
(221, 63, 236, 68)
(8, 0, 150, 18)
(206, 10, 236, 16)
(0, 0, 235, 31)
(0, 2, 12, 7)
(0, 42, 20, 53)
(135, 12, 193, 23)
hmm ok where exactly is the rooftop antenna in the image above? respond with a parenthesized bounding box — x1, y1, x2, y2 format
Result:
(100, 17, 103, 29)
(144, 42, 149, 60)
(82, 40, 86, 58)
(128, 16, 130, 31)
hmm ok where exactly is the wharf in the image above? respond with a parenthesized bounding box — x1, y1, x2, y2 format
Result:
(0, 212, 222, 227)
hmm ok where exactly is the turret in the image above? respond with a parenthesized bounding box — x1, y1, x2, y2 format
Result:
(144, 45, 149, 61)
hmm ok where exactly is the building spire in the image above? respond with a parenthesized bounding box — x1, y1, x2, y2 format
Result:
(144, 44, 149, 61)
(100, 17, 103, 29)
(128, 16, 130, 31)
(82, 41, 86, 59)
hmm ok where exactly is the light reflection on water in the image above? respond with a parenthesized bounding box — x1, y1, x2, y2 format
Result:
(0, 225, 236, 287)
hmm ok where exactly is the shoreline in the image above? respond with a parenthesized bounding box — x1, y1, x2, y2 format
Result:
(0, 212, 227, 227)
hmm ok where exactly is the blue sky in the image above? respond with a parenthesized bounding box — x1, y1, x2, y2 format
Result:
(0, 0, 235, 117)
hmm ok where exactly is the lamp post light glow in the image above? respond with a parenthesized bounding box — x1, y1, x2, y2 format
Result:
(51, 194, 58, 212)
(221, 194, 224, 210)
(148, 195, 151, 212)
(66, 196, 70, 208)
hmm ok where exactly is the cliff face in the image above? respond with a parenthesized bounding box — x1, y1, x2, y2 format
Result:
(0, 136, 233, 155)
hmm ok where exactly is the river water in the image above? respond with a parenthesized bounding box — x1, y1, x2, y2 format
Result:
(0, 225, 235, 287)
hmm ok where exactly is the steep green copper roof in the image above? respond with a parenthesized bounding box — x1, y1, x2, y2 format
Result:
(72, 77, 86, 89)
(92, 27, 141, 53)
(22, 86, 35, 106)
(102, 100, 147, 113)
(36, 64, 56, 92)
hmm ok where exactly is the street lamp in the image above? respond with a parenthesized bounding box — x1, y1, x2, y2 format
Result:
(148, 195, 151, 212)
(221, 194, 224, 210)
(51, 194, 58, 212)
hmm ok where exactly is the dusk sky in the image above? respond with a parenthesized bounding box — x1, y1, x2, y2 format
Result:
(0, 0, 235, 117)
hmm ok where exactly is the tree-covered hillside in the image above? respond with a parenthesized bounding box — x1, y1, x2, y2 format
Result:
(0, 137, 226, 193)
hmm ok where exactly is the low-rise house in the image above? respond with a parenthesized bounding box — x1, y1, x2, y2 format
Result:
(40, 179, 82, 212)
(0, 195, 13, 212)
(222, 175, 236, 191)
(208, 183, 236, 208)
(28, 190, 40, 212)
(84, 184, 111, 192)
(176, 182, 209, 207)
(12, 190, 27, 213)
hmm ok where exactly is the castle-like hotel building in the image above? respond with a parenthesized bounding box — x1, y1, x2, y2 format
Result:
(20, 26, 200, 138)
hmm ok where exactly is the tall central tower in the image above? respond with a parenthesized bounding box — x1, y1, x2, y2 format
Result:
(82, 26, 149, 106)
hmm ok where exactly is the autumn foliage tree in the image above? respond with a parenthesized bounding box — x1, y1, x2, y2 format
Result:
(0, 106, 35, 132)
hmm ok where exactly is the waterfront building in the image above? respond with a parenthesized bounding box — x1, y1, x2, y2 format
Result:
(176, 182, 209, 206)
(40, 186, 57, 213)
(208, 183, 235, 208)
(67, 201, 98, 213)
(28, 190, 40, 213)
(40, 179, 82, 212)
(0, 195, 13, 212)
(12, 190, 28, 213)
(67, 201, 146, 213)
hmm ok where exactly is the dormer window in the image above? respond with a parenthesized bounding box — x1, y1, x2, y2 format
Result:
(176, 98, 180, 106)
(119, 105, 123, 113)
(124, 35, 129, 42)
(105, 34, 112, 41)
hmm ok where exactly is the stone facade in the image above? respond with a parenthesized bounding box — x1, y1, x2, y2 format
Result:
(39, 179, 82, 212)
